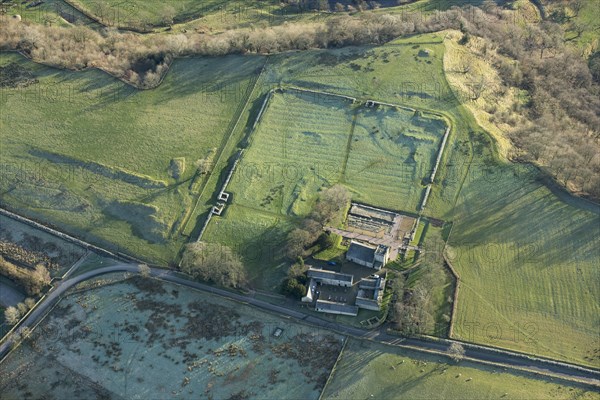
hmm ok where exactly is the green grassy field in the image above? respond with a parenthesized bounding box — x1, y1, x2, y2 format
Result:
(408, 224, 455, 336)
(226, 77, 450, 214)
(346, 106, 446, 211)
(0, 52, 263, 263)
(431, 33, 599, 365)
(2, 0, 99, 27)
(67, 0, 232, 27)
(166, 35, 458, 243)
(204, 86, 446, 290)
(63, 0, 303, 32)
(445, 162, 600, 367)
(228, 90, 356, 216)
(542, 0, 600, 54)
(322, 338, 599, 400)
(418, 42, 600, 366)
(202, 204, 293, 291)
(250, 33, 599, 366)
(1, 25, 597, 369)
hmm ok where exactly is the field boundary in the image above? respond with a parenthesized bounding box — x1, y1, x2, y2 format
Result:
(420, 125, 450, 213)
(3, 262, 598, 388)
(29, 148, 168, 188)
(178, 60, 267, 237)
(0, 207, 147, 266)
(318, 336, 348, 400)
(197, 85, 454, 263)
(8, 50, 150, 90)
(277, 90, 452, 215)
(287, 86, 357, 103)
(339, 110, 359, 182)
(193, 87, 363, 243)
(62, 0, 154, 33)
(414, 333, 600, 378)
(0, 287, 50, 354)
(195, 149, 245, 242)
(381, 337, 600, 389)
(442, 253, 461, 338)
(193, 87, 277, 244)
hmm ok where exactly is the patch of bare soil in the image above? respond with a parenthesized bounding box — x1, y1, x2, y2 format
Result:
(129, 276, 167, 295)
(193, 307, 262, 343)
(0, 62, 38, 88)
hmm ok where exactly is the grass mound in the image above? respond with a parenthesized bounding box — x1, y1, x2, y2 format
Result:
(31, 149, 167, 188)
(168, 157, 186, 180)
(104, 201, 168, 243)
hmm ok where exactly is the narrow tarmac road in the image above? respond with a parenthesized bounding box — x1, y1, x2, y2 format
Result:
(1, 264, 598, 388)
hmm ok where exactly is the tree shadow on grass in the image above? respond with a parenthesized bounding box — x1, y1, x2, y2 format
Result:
(153, 55, 266, 105)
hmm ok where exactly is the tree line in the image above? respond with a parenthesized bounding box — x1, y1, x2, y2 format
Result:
(389, 261, 448, 336)
(0, 9, 458, 87)
(0, 256, 50, 296)
(4, 297, 36, 326)
(1, 2, 597, 198)
(455, 3, 599, 199)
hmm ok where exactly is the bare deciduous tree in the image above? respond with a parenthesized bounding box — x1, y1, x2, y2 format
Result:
(4, 306, 21, 325)
(138, 264, 151, 277)
(182, 242, 247, 289)
(448, 342, 466, 362)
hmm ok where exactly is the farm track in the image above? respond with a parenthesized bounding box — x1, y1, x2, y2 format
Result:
(1, 263, 599, 389)
(177, 62, 266, 238)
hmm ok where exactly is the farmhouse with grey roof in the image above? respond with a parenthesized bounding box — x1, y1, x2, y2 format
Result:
(346, 241, 390, 269)
(303, 265, 388, 317)
(315, 300, 359, 316)
(356, 274, 387, 311)
(307, 267, 353, 287)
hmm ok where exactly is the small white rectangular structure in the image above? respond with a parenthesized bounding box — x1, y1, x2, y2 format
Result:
(212, 202, 226, 216)
(218, 192, 230, 202)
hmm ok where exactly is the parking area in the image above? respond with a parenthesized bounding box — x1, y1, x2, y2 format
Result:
(316, 282, 357, 305)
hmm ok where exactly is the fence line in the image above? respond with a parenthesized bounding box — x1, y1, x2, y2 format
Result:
(443, 253, 461, 338)
(419, 126, 450, 213)
(196, 150, 244, 243)
(318, 337, 348, 400)
(0, 208, 145, 265)
(287, 86, 357, 103)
